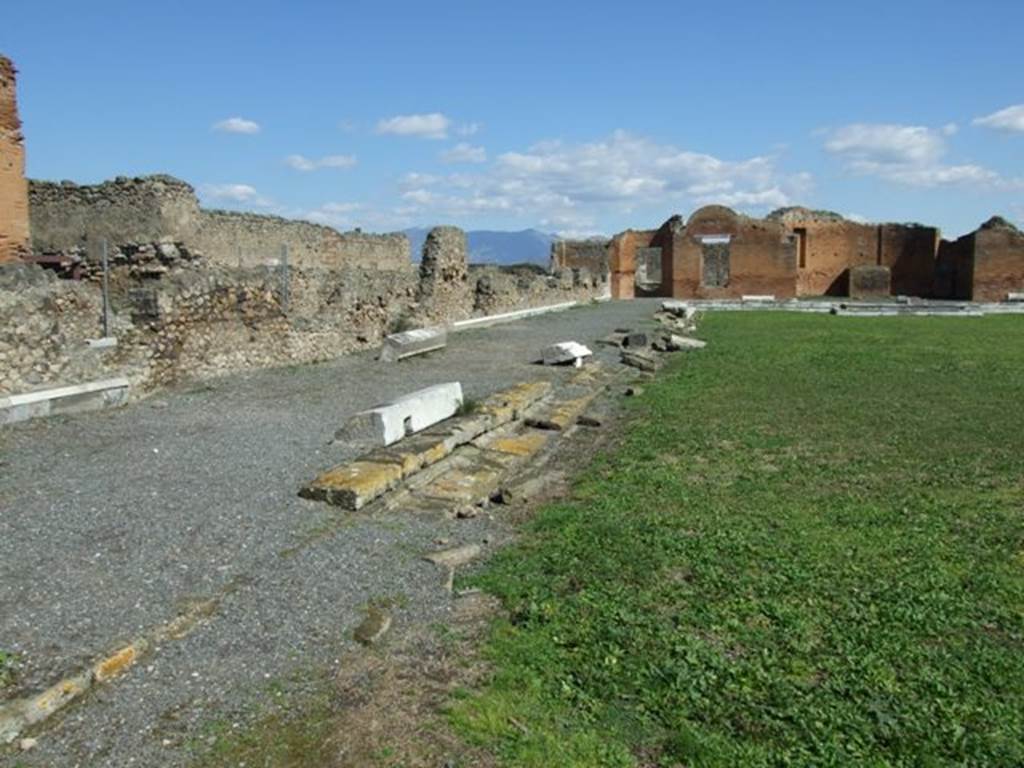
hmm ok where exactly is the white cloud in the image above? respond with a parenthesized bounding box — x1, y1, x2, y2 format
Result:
(199, 183, 273, 208)
(390, 130, 809, 229)
(824, 122, 1004, 187)
(376, 113, 452, 140)
(303, 202, 363, 226)
(440, 143, 487, 164)
(972, 104, 1024, 133)
(285, 153, 357, 171)
(212, 117, 261, 134)
(457, 122, 482, 137)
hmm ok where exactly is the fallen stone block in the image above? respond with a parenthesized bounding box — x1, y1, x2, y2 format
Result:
(0, 378, 130, 426)
(621, 332, 648, 348)
(620, 349, 661, 373)
(667, 335, 706, 351)
(661, 300, 699, 321)
(301, 461, 404, 510)
(541, 341, 593, 367)
(742, 294, 775, 302)
(424, 544, 483, 568)
(477, 380, 552, 427)
(370, 432, 454, 476)
(525, 394, 598, 431)
(334, 382, 463, 448)
(379, 327, 447, 362)
(1007, 292, 1024, 302)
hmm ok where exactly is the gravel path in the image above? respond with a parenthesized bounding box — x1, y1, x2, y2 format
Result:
(0, 299, 660, 767)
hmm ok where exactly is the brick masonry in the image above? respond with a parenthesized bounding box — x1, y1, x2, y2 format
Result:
(0, 55, 30, 263)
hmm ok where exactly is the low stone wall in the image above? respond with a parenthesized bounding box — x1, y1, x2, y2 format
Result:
(0, 226, 607, 399)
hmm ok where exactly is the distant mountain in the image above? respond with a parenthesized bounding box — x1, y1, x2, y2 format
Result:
(404, 228, 554, 266)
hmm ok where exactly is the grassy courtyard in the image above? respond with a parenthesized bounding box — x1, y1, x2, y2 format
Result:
(454, 312, 1024, 767)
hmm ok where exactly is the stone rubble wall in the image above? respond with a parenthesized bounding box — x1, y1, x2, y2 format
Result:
(194, 210, 409, 270)
(27, 174, 408, 271)
(0, 225, 607, 398)
(0, 55, 30, 263)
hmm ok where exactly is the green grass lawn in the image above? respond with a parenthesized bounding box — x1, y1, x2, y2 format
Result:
(453, 313, 1024, 767)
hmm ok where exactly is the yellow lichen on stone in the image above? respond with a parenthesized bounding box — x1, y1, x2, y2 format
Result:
(422, 466, 503, 504)
(306, 461, 404, 509)
(487, 432, 550, 457)
(94, 643, 142, 682)
(527, 394, 597, 431)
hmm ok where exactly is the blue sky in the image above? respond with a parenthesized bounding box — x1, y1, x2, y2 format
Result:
(4, 0, 1023, 237)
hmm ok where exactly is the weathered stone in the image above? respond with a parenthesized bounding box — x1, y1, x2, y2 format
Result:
(541, 341, 593, 366)
(379, 326, 447, 362)
(525, 394, 598, 431)
(621, 332, 648, 348)
(667, 335, 706, 351)
(353, 606, 392, 646)
(424, 544, 483, 568)
(420, 465, 504, 505)
(301, 461, 404, 510)
(484, 431, 550, 457)
(334, 382, 463, 448)
(620, 349, 661, 372)
(0, 377, 130, 425)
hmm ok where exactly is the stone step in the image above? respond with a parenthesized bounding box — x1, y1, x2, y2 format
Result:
(303, 380, 553, 510)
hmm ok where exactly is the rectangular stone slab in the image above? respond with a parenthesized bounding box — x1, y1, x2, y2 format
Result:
(0, 378, 130, 425)
(379, 327, 447, 362)
(334, 382, 463, 448)
(301, 461, 404, 510)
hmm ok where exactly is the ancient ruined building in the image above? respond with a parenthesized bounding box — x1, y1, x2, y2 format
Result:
(936, 216, 1024, 302)
(0, 54, 31, 263)
(602, 205, 1024, 301)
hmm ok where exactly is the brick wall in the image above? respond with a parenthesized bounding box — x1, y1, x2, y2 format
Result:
(0, 55, 30, 263)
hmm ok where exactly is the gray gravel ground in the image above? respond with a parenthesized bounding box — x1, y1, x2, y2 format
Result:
(0, 299, 661, 767)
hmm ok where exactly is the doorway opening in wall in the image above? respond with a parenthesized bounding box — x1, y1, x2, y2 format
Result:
(794, 227, 808, 268)
(700, 235, 731, 288)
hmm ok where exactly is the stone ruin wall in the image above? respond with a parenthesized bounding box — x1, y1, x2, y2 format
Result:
(550, 239, 610, 278)
(193, 210, 410, 271)
(0, 215, 606, 397)
(27, 175, 411, 271)
(0, 55, 30, 263)
(969, 219, 1024, 302)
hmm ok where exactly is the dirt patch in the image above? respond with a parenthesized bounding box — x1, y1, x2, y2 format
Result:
(318, 591, 501, 768)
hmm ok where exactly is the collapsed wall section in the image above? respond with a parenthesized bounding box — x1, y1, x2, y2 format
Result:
(0, 55, 30, 263)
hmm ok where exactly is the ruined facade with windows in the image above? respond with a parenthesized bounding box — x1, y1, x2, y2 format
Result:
(606, 205, 1024, 301)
